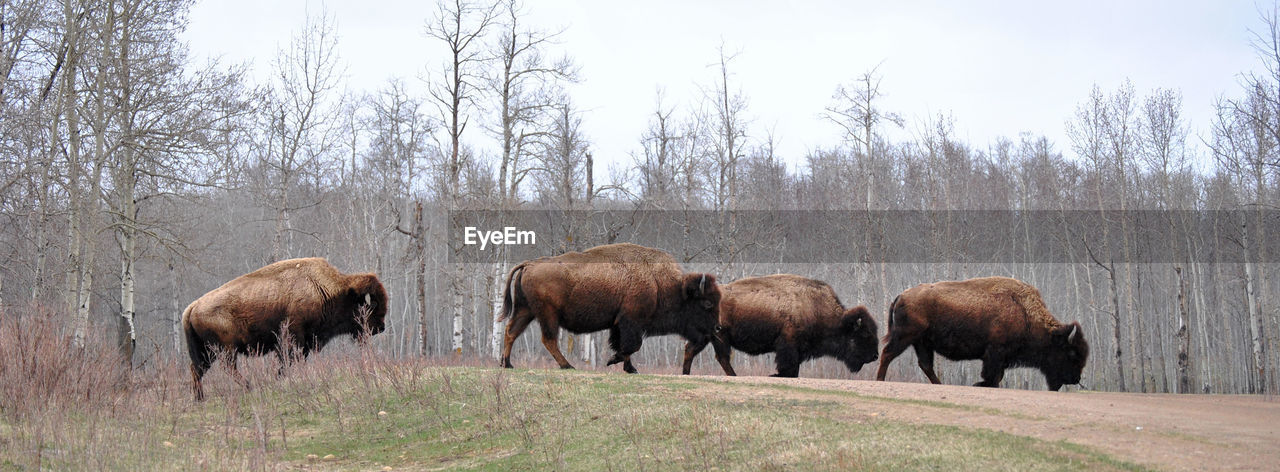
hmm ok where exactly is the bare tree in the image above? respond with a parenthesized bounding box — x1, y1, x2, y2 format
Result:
(260, 9, 345, 261)
(633, 90, 687, 207)
(1211, 84, 1274, 394)
(532, 100, 591, 208)
(1138, 88, 1192, 392)
(92, 0, 251, 364)
(483, 0, 576, 358)
(823, 64, 903, 312)
(425, 0, 499, 355)
(823, 63, 904, 209)
(1221, 3, 1280, 394)
(487, 0, 576, 205)
(59, 0, 95, 348)
(1068, 83, 1126, 391)
(368, 80, 434, 356)
(702, 44, 748, 213)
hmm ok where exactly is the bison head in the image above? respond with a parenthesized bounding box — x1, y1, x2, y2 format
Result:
(1043, 321, 1089, 391)
(830, 306, 880, 373)
(680, 273, 721, 333)
(349, 274, 389, 340)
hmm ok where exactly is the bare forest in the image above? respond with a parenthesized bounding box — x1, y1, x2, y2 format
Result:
(2, 0, 1278, 395)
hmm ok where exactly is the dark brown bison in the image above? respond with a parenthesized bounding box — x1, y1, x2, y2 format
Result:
(182, 257, 388, 400)
(681, 274, 879, 377)
(875, 276, 1089, 391)
(499, 243, 721, 373)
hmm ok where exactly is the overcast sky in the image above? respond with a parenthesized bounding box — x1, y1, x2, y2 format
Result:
(183, 0, 1268, 174)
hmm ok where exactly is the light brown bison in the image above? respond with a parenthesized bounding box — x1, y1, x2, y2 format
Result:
(499, 243, 721, 373)
(875, 276, 1089, 391)
(182, 257, 388, 400)
(681, 274, 879, 377)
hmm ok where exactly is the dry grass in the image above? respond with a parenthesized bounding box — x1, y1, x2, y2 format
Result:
(0, 310, 1144, 471)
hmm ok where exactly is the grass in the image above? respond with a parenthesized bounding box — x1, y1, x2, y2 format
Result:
(0, 312, 1147, 471)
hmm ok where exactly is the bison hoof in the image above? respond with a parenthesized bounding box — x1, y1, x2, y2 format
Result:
(605, 357, 623, 366)
(624, 367, 638, 374)
(559, 365, 575, 370)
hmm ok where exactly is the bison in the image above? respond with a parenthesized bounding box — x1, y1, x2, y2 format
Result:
(182, 257, 388, 400)
(499, 243, 721, 373)
(875, 276, 1089, 391)
(681, 274, 879, 377)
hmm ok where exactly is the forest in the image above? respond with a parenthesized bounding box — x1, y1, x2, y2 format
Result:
(1, 0, 1277, 394)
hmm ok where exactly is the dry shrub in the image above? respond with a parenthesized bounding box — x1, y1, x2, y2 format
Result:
(0, 306, 134, 420)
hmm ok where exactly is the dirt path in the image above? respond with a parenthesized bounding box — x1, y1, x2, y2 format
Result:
(676, 375, 1280, 471)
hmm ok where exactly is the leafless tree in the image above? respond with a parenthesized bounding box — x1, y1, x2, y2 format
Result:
(89, 0, 251, 364)
(425, 0, 499, 354)
(259, 9, 345, 261)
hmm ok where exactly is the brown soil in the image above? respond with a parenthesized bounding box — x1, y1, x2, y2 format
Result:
(675, 375, 1280, 471)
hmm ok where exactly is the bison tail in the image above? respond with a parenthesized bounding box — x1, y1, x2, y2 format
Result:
(182, 305, 208, 368)
(498, 263, 526, 323)
(882, 295, 901, 344)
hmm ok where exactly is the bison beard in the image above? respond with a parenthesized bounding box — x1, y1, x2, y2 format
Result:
(874, 276, 1089, 391)
(498, 243, 721, 373)
(182, 258, 388, 401)
(681, 274, 879, 377)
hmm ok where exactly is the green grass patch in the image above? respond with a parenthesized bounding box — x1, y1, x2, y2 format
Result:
(0, 359, 1147, 471)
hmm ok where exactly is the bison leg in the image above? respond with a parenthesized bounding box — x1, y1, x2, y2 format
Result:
(500, 309, 535, 368)
(876, 337, 912, 381)
(188, 342, 215, 402)
(224, 354, 251, 391)
(681, 337, 711, 375)
(711, 337, 737, 376)
(771, 342, 801, 378)
(190, 356, 213, 402)
(606, 322, 643, 374)
(913, 344, 942, 384)
(536, 317, 574, 370)
(976, 348, 1007, 388)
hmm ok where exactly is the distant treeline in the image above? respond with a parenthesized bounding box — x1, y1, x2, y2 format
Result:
(0, 0, 1276, 394)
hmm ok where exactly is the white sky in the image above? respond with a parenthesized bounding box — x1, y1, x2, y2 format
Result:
(183, 0, 1267, 175)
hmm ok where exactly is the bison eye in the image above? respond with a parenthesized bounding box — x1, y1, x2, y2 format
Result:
(700, 300, 715, 310)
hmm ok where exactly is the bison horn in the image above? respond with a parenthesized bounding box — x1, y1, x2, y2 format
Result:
(699, 274, 706, 295)
(1066, 323, 1077, 338)
(364, 293, 371, 306)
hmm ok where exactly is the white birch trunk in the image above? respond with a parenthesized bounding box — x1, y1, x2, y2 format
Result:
(118, 231, 137, 364)
(172, 261, 182, 356)
(491, 260, 506, 360)
(451, 262, 467, 354)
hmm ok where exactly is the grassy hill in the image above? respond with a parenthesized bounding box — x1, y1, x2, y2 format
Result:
(0, 343, 1143, 471)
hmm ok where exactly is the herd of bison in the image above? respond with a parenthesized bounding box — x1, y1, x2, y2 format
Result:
(181, 243, 1090, 401)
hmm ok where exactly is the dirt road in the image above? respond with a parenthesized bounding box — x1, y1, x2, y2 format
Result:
(680, 375, 1280, 471)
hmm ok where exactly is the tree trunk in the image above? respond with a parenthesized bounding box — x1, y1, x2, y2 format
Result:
(1105, 259, 1127, 392)
(411, 201, 428, 356)
(1244, 228, 1266, 393)
(62, 0, 85, 345)
(490, 259, 506, 360)
(451, 262, 467, 355)
(117, 229, 137, 366)
(171, 259, 182, 357)
(1176, 266, 1192, 393)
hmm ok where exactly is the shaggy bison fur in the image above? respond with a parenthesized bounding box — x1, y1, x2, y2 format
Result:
(681, 274, 879, 377)
(182, 257, 387, 400)
(499, 243, 721, 373)
(875, 276, 1089, 391)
